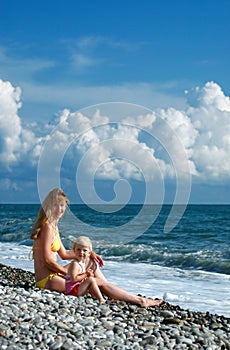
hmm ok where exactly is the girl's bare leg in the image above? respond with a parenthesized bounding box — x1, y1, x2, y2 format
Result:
(95, 278, 163, 306)
(77, 277, 106, 303)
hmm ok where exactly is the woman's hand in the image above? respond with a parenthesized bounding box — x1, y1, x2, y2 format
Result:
(90, 251, 104, 267)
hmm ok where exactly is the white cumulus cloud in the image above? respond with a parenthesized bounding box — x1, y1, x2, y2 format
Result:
(1, 79, 230, 201)
(0, 80, 22, 166)
(0, 79, 43, 169)
(186, 82, 230, 181)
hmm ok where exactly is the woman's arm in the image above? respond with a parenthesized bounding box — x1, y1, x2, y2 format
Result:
(58, 240, 104, 267)
(39, 224, 67, 275)
(90, 251, 104, 267)
(58, 241, 76, 260)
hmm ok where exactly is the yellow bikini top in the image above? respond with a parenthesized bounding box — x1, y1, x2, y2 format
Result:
(30, 226, 61, 259)
(51, 231, 61, 252)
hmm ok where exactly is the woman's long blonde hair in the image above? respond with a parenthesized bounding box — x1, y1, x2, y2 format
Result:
(31, 188, 69, 240)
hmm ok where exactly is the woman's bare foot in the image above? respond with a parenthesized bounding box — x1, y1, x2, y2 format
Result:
(99, 298, 106, 303)
(140, 297, 163, 307)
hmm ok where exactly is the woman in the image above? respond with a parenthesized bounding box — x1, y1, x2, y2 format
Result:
(31, 188, 163, 307)
(31, 188, 105, 292)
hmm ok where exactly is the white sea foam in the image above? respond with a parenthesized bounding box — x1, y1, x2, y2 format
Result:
(0, 242, 229, 317)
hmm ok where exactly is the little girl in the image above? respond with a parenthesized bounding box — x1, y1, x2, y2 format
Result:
(66, 236, 163, 307)
(65, 236, 106, 303)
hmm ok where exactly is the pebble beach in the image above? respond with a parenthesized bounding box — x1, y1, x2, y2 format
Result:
(0, 263, 229, 350)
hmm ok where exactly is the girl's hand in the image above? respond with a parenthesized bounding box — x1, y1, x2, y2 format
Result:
(90, 251, 104, 267)
(86, 268, 94, 277)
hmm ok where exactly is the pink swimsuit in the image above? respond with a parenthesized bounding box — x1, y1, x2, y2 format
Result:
(65, 259, 97, 296)
(65, 277, 86, 296)
(65, 261, 86, 296)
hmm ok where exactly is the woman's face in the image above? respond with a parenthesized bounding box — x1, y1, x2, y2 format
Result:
(51, 200, 66, 221)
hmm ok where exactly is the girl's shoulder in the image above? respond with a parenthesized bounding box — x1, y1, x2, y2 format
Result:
(70, 260, 83, 271)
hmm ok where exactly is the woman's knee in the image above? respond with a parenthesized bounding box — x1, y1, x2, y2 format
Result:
(47, 276, 65, 292)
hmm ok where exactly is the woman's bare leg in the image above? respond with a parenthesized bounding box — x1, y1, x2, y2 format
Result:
(94, 267, 108, 282)
(95, 278, 163, 306)
(46, 275, 66, 292)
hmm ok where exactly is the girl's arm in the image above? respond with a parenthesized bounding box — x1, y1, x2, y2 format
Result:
(68, 261, 92, 282)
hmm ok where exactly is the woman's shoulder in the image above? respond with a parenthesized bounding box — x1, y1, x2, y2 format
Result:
(40, 221, 56, 236)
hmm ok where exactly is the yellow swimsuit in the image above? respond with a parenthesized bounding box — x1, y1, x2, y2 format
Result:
(50, 231, 61, 252)
(35, 273, 60, 289)
(35, 232, 62, 289)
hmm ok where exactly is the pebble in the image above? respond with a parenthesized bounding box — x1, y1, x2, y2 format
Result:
(0, 263, 230, 349)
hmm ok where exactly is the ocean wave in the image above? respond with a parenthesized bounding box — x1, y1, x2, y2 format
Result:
(95, 243, 230, 275)
(0, 204, 229, 275)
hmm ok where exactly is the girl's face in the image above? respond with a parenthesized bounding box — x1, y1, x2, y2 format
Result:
(74, 245, 90, 261)
(51, 200, 66, 221)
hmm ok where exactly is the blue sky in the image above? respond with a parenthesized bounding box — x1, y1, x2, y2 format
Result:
(0, 0, 230, 204)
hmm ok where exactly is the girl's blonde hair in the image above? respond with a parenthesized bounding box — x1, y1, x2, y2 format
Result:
(31, 188, 69, 240)
(72, 236, 92, 251)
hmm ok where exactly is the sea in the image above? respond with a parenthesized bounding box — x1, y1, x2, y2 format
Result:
(0, 204, 229, 317)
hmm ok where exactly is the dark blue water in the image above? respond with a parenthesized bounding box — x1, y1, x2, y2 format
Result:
(0, 204, 229, 275)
